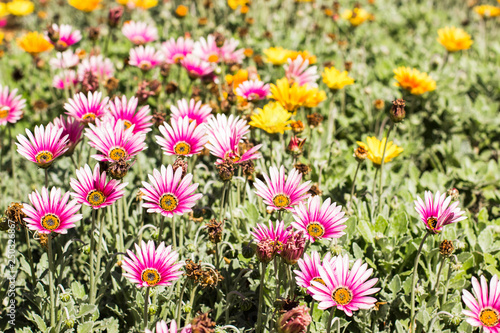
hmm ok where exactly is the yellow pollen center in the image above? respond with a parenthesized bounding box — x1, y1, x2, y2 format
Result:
(173, 55, 184, 64)
(208, 53, 219, 63)
(159, 193, 178, 212)
(35, 151, 54, 165)
(86, 190, 106, 207)
(480, 308, 499, 327)
(132, 36, 146, 45)
(41, 213, 60, 231)
(141, 268, 161, 286)
(123, 120, 132, 129)
(82, 113, 96, 122)
(174, 141, 191, 155)
(0, 106, 10, 119)
(272, 194, 290, 209)
(427, 217, 439, 232)
(270, 240, 284, 252)
(232, 155, 241, 162)
(109, 147, 127, 161)
(306, 222, 325, 238)
(332, 287, 352, 306)
(139, 61, 152, 71)
(312, 277, 326, 286)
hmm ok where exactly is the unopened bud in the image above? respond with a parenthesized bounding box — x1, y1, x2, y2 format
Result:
(390, 98, 406, 123)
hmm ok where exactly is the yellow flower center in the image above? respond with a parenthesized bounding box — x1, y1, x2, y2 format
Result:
(312, 277, 326, 286)
(270, 240, 284, 253)
(0, 106, 10, 119)
(82, 113, 96, 122)
(41, 213, 60, 231)
(109, 147, 127, 161)
(123, 120, 132, 129)
(86, 190, 106, 207)
(272, 194, 290, 209)
(208, 53, 219, 63)
(159, 193, 178, 212)
(174, 141, 191, 155)
(427, 217, 439, 232)
(173, 55, 184, 64)
(132, 36, 146, 45)
(332, 287, 352, 305)
(139, 61, 152, 71)
(35, 151, 54, 165)
(306, 222, 325, 238)
(141, 268, 161, 286)
(480, 308, 499, 327)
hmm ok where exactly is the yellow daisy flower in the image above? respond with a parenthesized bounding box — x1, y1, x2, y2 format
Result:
(133, 0, 158, 9)
(473, 5, 500, 18)
(228, 0, 248, 10)
(393, 67, 436, 95)
(322, 67, 355, 90)
(17, 31, 53, 55)
(303, 87, 327, 108)
(7, 0, 34, 16)
(356, 137, 403, 165)
(289, 50, 317, 64)
(341, 8, 371, 27)
(68, 0, 102, 12)
(0, 3, 8, 18)
(437, 26, 473, 52)
(263, 47, 294, 65)
(270, 78, 311, 112)
(249, 103, 292, 134)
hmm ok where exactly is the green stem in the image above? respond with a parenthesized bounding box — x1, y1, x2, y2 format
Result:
(47, 235, 56, 328)
(144, 286, 150, 330)
(306, 299, 315, 333)
(256, 262, 268, 333)
(176, 279, 188, 326)
(88, 209, 97, 305)
(172, 215, 177, 250)
(370, 168, 379, 222)
(410, 231, 431, 333)
(24, 228, 37, 287)
(219, 182, 228, 222)
(428, 311, 453, 333)
(274, 256, 280, 298)
(326, 308, 335, 333)
(158, 215, 165, 242)
(348, 161, 362, 210)
(441, 261, 452, 305)
(117, 198, 124, 258)
(44, 168, 49, 188)
(91, 211, 105, 304)
(185, 284, 198, 325)
(10, 127, 17, 198)
(377, 122, 394, 215)
(433, 256, 445, 294)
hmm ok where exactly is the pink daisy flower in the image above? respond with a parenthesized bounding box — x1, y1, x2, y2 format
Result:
(49, 50, 80, 69)
(170, 98, 212, 125)
(205, 113, 250, 140)
(462, 275, 500, 332)
(180, 54, 214, 79)
(220, 38, 245, 64)
(16, 124, 69, 168)
(121, 21, 158, 45)
(193, 35, 220, 63)
(309, 254, 380, 316)
(251, 220, 291, 248)
(107, 95, 153, 134)
(70, 164, 128, 209)
(85, 119, 147, 162)
(294, 251, 335, 291)
(284, 55, 319, 87)
(51, 115, 84, 155)
(53, 70, 78, 90)
(122, 240, 183, 288)
(49, 24, 82, 47)
(0, 84, 26, 126)
(129, 45, 164, 71)
(161, 37, 194, 64)
(140, 164, 202, 218)
(78, 55, 115, 80)
(291, 196, 348, 242)
(235, 80, 270, 100)
(145, 320, 178, 333)
(22, 187, 82, 234)
(254, 165, 311, 212)
(64, 91, 110, 124)
(414, 190, 467, 234)
(156, 116, 207, 157)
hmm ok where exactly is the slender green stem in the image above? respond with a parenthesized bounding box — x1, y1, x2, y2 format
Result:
(10, 127, 17, 198)
(24, 228, 37, 286)
(158, 215, 165, 242)
(256, 262, 268, 333)
(348, 161, 362, 210)
(370, 168, 379, 222)
(185, 284, 198, 325)
(219, 182, 228, 222)
(377, 122, 394, 215)
(176, 279, 188, 326)
(274, 256, 280, 298)
(88, 209, 97, 305)
(215, 242, 220, 270)
(306, 299, 315, 333)
(91, 211, 105, 304)
(144, 286, 150, 330)
(433, 256, 445, 293)
(171, 215, 177, 250)
(441, 261, 452, 305)
(410, 231, 431, 333)
(47, 235, 56, 328)
(326, 308, 335, 333)
(44, 168, 49, 188)
(117, 198, 124, 258)
(428, 311, 453, 333)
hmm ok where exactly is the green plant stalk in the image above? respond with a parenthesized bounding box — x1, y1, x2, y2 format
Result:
(306, 299, 315, 333)
(377, 122, 394, 215)
(428, 311, 453, 333)
(326, 308, 335, 333)
(10, 127, 17, 199)
(185, 284, 199, 325)
(88, 209, 97, 305)
(176, 279, 188, 326)
(117, 198, 124, 258)
(144, 286, 150, 330)
(24, 228, 37, 286)
(348, 161, 362, 210)
(441, 261, 452, 305)
(370, 168, 379, 222)
(158, 215, 165, 242)
(256, 262, 268, 333)
(219, 182, 228, 222)
(171, 215, 177, 250)
(410, 231, 431, 333)
(47, 235, 56, 328)
(433, 256, 446, 293)
(45, 168, 49, 188)
(274, 256, 280, 298)
(91, 212, 106, 304)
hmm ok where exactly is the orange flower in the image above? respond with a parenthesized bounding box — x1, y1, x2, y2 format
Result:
(175, 5, 188, 17)
(17, 31, 53, 55)
(393, 67, 436, 95)
(68, 0, 101, 12)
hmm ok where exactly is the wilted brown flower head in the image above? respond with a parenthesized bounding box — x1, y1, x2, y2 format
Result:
(88, 27, 100, 41)
(241, 159, 255, 177)
(253, 55, 264, 67)
(306, 113, 324, 128)
(344, 61, 353, 71)
(354, 146, 368, 162)
(308, 184, 322, 197)
(256, 238, 277, 263)
(277, 305, 312, 333)
(46, 25, 59, 43)
(390, 98, 406, 123)
(160, 63, 171, 78)
(184, 259, 204, 281)
(5, 202, 27, 229)
(165, 81, 179, 95)
(447, 188, 459, 201)
(152, 110, 166, 127)
(108, 7, 124, 28)
(198, 17, 208, 26)
(33, 99, 49, 113)
(108, 158, 131, 180)
(173, 157, 188, 178)
(12, 67, 24, 82)
(439, 240, 454, 257)
(104, 77, 119, 93)
(136, 80, 156, 104)
(81, 71, 100, 93)
(213, 32, 225, 47)
(205, 219, 224, 244)
(190, 312, 216, 333)
(198, 268, 224, 289)
(217, 158, 235, 182)
(294, 163, 311, 176)
(38, 233, 49, 249)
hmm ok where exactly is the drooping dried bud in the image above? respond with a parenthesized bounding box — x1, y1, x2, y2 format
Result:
(294, 163, 311, 176)
(308, 184, 322, 197)
(439, 240, 454, 257)
(256, 239, 277, 263)
(184, 259, 204, 281)
(5, 202, 26, 229)
(217, 158, 235, 182)
(287, 136, 306, 157)
(81, 71, 100, 93)
(277, 305, 312, 333)
(108, 158, 131, 180)
(240, 160, 255, 177)
(306, 113, 324, 128)
(165, 81, 179, 95)
(290, 120, 305, 134)
(104, 77, 119, 93)
(172, 157, 188, 178)
(205, 219, 223, 244)
(198, 268, 224, 289)
(190, 312, 216, 333)
(88, 27, 100, 41)
(108, 6, 124, 28)
(46, 25, 59, 43)
(213, 32, 225, 47)
(152, 110, 166, 127)
(390, 98, 406, 123)
(280, 231, 306, 265)
(447, 188, 459, 201)
(354, 146, 368, 162)
(160, 63, 171, 78)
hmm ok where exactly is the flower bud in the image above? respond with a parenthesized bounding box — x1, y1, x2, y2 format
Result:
(108, 7, 124, 28)
(60, 292, 71, 302)
(256, 239, 276, 263)
(281, 231, 306, 265)
(354, 146, 368, 162)
(390, 98, 406, 123)
(287, 136, 306, 157)
(242, 242, 256, 259)
(148, 304, 158, 316)
(277, 305, 312, 333)
(65, 319, 75, 329)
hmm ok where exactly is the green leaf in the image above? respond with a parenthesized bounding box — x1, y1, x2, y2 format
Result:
(357, 219, 374, 243)
(374, 215, 389, 234)
(31, 313, 47, 333)
(389, 275, 402, 295)
(352, 242, 363, 259)
(478, 228, 494, 253)
(71, 281, 86, 300)
(389, 212, 409, 238)
(77, 304, 97, 318)
(77, 321, 94, 333)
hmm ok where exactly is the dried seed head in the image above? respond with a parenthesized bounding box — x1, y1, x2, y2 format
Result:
(104, 77, 119, 93)
(88, 27, 100, 41)
(294, 163, 311, 176)
(184, 259, 204, 281)
(108, 158, 131, 180)
(439, 240, 454, 257)
(217, 158, 235, 182)
(5, 202, 27, 229)
(205, 219, 224, 244)
(241, 159, 255, 177)
(306, 113, 324, 128)
(165, 81, 179, 94)
(390, 98, 406, 123)
(190, 312, 216, 333)
(172, 157, 188, 178)
(308, 184, 322, 197)
(354, 146, 368, 162)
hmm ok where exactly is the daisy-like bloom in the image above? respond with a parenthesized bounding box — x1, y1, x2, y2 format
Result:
(254, 165, 311, 212)
(291, 196, 347, 242)
(70, 164, 127, 209)
(228, 0, 248, 10)
(122, 21, 158, 45)
(17, 31, 53, 56)
(53, 70, 78, 90)
(85, 119, 147, 162)
(156, 116, 207, 157)
(226, 68, 260, 90)
(414, 191, 466, 234)
(309, 254, 380, 315)
(289, 50, 317, 65)
(303, 86, 327, 108)
(0, 84, 26, 126)
(341, 8, 372, 26)
(122, 241, 182, 288)
(107, 95, 152, 134)
(294, 251, 335, 291)
(49, 50, 80, 69)
(270, 78, 311, 112)
(175, 5, 188, 17)
(78, 55, 115, 80)
(263, 47, 293, 65)
(68, 0, 102, 12)
(130, 0, 158, 9)
(462, 275, 500, 332)
(16, 125, 69, 168)
(23, 187, 82, 234)
(437, 26, 473, 52)
(161, 37, 194, 64)
(170, 98, 212, 125)
(6, 0, 34, 16)
(235, 80, 270, 100)
(193, 35, 220, 63)
(140, 164, 202, 218)
(145, 320, 178, 333)
(473, 5, 500, 18)
(251, 220, 291, 250)
(322, 67, 354, 90)
(206, 113, 250, 141)
(51, 115, 84, 155)
(220, 38, 245, 64)
(49, 24, 82, 48)
(64, 91, 110, 124)
(285, 55, 319, 87)
(129, 45, 164, 71)
(249, 103, 292, 134)
(393, 67, 436, 95)
(180, 54, 214, 79)
(356, 137, 403, 166)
